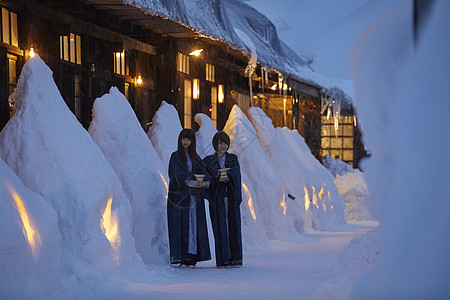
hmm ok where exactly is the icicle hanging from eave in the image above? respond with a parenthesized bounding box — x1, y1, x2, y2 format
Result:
(320, 87, 347, 136)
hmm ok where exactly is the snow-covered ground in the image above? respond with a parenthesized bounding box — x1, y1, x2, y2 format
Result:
(94, 222, 377, 300)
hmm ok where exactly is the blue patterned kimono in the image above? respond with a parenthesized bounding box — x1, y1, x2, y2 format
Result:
(167, 151, 211, 264)
(204, 152, 243, 266)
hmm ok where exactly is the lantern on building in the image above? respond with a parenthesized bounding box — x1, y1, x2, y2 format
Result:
(218, 84, 224, 103)
(193, 79, 200, 100)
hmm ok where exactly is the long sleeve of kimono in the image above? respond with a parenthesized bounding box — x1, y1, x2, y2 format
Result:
(169, 152, 194, 188)
(227, 155, 242, 205)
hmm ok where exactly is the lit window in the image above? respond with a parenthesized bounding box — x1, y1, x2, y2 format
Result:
(184, 80, 192, 128)
(211, 86, 217, 127)
(193, 79, 200, 100)
(7, 53, 17, 118)
(113, 51, 128, 76)
(206, 63, 215, 82)
(177, 52, 189, 74)
(1, 7, 18, 47)
(60, 33, 81, 65)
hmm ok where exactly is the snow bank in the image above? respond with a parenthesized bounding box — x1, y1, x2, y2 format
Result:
(0, 56, 137, 291)
(247, 108, 346, 231)
(147, 101, 182, 168)
(322, 155, 354, 176)
(194, 113, 268, 249)
(323, 155, 371, 221)
(0, 159, 61, 298)
(336, 227, 381, 277)
(247, 108, 306, 231)
(194, 113, 217, 159)
(89, 87, 169, 265)
(351, 1, 450, 297)
(223, 105, 293, 239)
(281, 128, 346, 228)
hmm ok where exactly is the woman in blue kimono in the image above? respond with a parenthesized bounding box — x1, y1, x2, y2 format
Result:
(204, 131, 243, 268)
(167, 128, 211, 268)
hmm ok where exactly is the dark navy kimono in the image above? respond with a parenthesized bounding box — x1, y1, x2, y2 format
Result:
(167, 151, 211, 264)
(204, 152, 243, 266)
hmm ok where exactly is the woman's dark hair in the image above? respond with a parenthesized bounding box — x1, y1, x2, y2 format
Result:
(212, 131, 230, 152)
(178, 128, 202, 165)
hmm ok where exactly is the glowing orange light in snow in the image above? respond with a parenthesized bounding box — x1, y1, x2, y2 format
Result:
(312, 186, 319, 209)
(158, 171, 169, 198)
(7, 183, 42, 259)
(280, 188, 287, 215)
(318, 186, 325, 200)
(318, 186, 326, 211)
(304, 187, 310, 211)
(101, 196, 121, 261)
(242, 183, 256, 220)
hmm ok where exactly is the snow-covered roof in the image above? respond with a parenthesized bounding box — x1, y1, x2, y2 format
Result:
(123, 0, 354, 101)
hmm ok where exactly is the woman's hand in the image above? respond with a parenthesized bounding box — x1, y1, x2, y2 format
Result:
(195, 181, 207, 188)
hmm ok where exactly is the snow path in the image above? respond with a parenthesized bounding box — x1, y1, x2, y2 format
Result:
(96, 223, 376, 299)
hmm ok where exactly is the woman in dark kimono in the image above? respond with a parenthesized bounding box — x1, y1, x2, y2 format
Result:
(204, 131, 243, 268)
(167, 129, 211, 268)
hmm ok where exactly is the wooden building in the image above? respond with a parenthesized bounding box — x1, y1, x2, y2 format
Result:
(0, 0, 366, 167)
(0, 0, 249, 132)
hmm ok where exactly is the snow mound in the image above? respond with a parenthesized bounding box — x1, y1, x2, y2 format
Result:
(0, 158, 61, 299)
(223, 105, 293, 239)
(194, 113, 217, 158)
(335, 171, 371, 221)
(336, 227, 381, 277)
(194, 113, 268, 250)
(147, 101, 182, 168)
(247, 106, 346, 231)
(89, 87, 169, 265)
(322, 154, 354, 176)
(0, 56, 137, 290)
(247, 107, 305, 232)
(278, 127, 346, 229)
(323, 155, 371, 221)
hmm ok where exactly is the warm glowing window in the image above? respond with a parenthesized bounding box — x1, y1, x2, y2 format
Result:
(1, 8, 18, 47)
(211, 86, 217, 127)
(177, 52, 189, 74)
(113, 51, 128, 76)
(7, 53, 17, 118)
(206, 63, 215, 82)
(321, 115, 354, 166)
(184, 80, 192, 128)
(193, 79, 200, 100)
(231, 90, 250, 115)
(60, 33, 81, 65)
